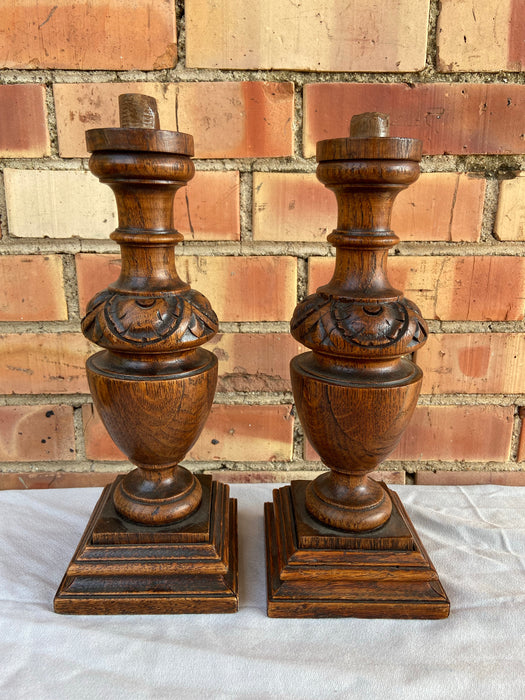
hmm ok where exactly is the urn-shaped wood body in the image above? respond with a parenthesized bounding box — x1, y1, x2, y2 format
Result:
(291, 356, 421, 530)
(82, 98, 218, 525)
(265, 113, 449, 619)
(290, 113, 427, 532)
(55, 95, 238, 614)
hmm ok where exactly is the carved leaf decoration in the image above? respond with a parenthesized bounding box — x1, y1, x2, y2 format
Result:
(86, 288, 113, 312)
(306, 307, 333, 347)
(185, 290, 219, 334)
(187, 312, 206, 340)
(171, 297, 191, 340)
(333, 300, 409, 348)
(178, 290, 217, 342)
(82, 287, 219, 349)
(291, 292, 427, 354)
(105, 295, 184, 344)
(291, 295, 332, 339)
(407, 319, 428, 348)
(81, 289, 114, 343)
(404, 299, 428, 349)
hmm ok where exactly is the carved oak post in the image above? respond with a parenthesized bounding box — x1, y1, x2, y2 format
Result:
(265, 112, 449, 619)
(55, 94, 238, 614)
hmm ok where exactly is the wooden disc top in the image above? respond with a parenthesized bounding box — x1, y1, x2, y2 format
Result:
(86, 93, 194, 155)
(86, 128, 194, 155)
(316, 112, 421, 162)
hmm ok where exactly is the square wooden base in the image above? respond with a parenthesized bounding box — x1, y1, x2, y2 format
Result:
(265, 481, 449, 619)
(54, 475, 238, 614)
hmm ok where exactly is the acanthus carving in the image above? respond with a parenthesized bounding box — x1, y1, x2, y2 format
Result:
(290, 292, 427, 356)
(82, 288, 218, 352)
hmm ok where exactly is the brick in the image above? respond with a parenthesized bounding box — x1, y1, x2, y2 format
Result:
(253, 173, 335, 243)
(210, 471, 291, 483)
(0, 85, 49, 157)
(5, 169, 116, 239)
(419, 333, 525, 395)
(394, 173, 485, 243)
(253, 172, 484, 243)
(178, 82, 294, 158)
(179, 257, 297, 322)
(0, 471, 119, 490)
(433, 257, 525, 321)
(0, 0, 176, 70)
(5, 169, 239, 241)
(209, 333, 304, 392)
(367, 471, 406, 484)
(211, 470, 405, 484)
(173, 171, 240, 241)
(188, 405, 294, 461)
(392, 405, 513, 461)
(186, 0, 429, 72)
(305, 405, 512, 463)
(76, 254, 297, 322)
(437, 0, 525, 73)
(495, 174, 525, 241)
(216, 334, 525, 400)
(84, 403, 294, 462)
(304, 83, 525, 157)
(309, 256, 525, 321)
(415, 471, 525, 486)
(55, 82, 294, 158)
(0, 334, 91, 394)
(0, 405, 75, 462)
(0, 255, 67, 321)
(76, 254, 122, 312)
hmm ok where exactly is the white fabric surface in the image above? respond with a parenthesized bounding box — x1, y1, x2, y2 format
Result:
(0, 483, 524, 699)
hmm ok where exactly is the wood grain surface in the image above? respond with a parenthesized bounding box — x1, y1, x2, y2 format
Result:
(55, 93, 238, 614)
(266, 112, 449, 618)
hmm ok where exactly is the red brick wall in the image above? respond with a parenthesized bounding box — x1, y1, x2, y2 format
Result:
(1, 0, 524, 487)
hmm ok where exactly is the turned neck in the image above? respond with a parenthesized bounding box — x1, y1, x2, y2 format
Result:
(331, 185, 402, 233)
(314, 118, 421, 302)
(109, 180, 186, 232)
(87, 148, 195, 296)
(109, 237, 189, 294)
(318, 247, 400, 300)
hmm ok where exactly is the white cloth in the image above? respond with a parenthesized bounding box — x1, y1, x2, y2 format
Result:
(0, 484, 524, 699)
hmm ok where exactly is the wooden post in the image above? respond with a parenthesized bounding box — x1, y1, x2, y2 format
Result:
(54, 94, 238, 614)
(265, 112, 449, 619)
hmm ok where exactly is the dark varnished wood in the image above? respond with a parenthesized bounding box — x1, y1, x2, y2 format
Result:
(55, 477, 238, 614)
(265, 112, 449, 618)
(265, 485, 448, 619)
(55, 94, 238, 614)
(291, 481, 413, 551)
